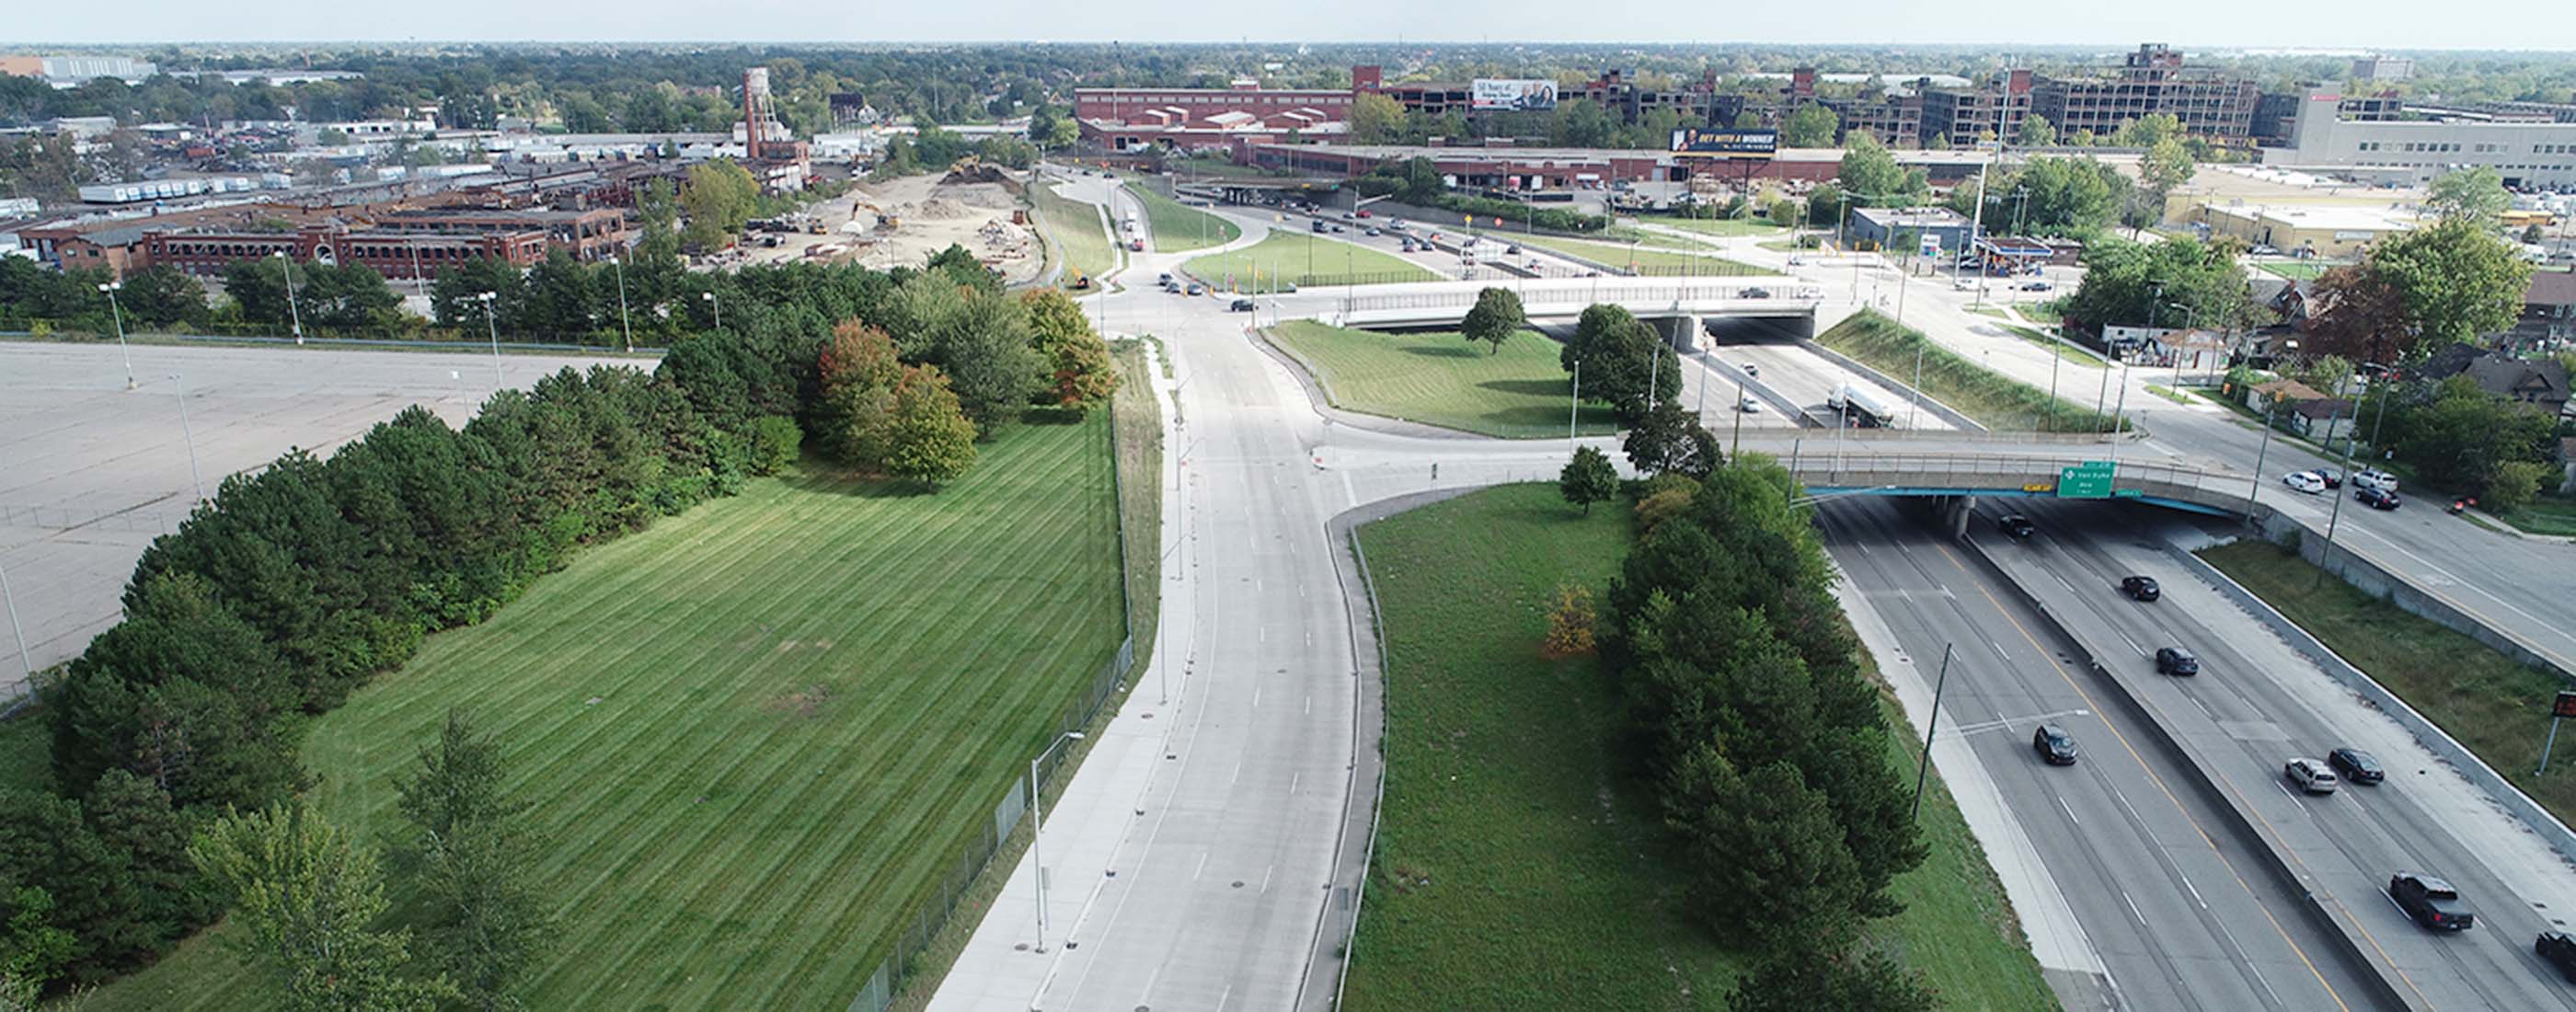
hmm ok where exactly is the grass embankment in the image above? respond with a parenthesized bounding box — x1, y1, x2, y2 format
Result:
(2012, 301, 2063, 325)
(1183, 232, 1437, 289)
(1999, 322, 2108, 368)
(2200, 540, 2576, 822)
(1121, 181, 1238, 253)
(1268, 320, 1619, 439)
(1639, 215, 1788, 238)
(86, 415, 1129, 1012)
(1342, 484, 2051, 1010)
(1511, 233, 1766, 275)
(1817, 310, 2125, 432)
(2502, 494, 2576, 537)
(1031, 181, 1118, 289)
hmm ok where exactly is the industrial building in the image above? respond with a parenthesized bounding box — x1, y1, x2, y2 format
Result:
(1246, 141, 1995, 189)
(2260, 85, 2576, 188)
(1846, 206, 1974, 254)
(143, 224, 548, 281)
(2200, 202, 2426, 259)
(2029, 44, 2260, 143)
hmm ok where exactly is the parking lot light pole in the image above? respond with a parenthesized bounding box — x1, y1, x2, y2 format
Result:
(1911, 643, 1955, 822)
(1029, 730, 1087, 953)
(2315, 385, 2358, 589)
(609, 256, 633, 353)
(0, 556, 29, 696)
(476, 292, 502, 387)
(271, 251, 303, 345)
(1568, 359, 1581, 447)
(98, 282, 134, 389)
(701, 290, 720, 330)
(170, 372, 204, 503)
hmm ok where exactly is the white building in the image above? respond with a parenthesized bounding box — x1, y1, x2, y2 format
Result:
(2263, 86, 2576, 189)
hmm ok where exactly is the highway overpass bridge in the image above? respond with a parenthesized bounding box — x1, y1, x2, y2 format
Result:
(1786, 452, 2257, 534)
(1307, 276, 1825, 342)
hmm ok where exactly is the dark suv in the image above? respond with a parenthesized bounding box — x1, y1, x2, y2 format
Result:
(1998, 513, 2035, 539)
(2389, 872, 2475, 931)
(2329, 747, 2386, 785)
(2155, 647, 2200, 676)
(2121, 575, 2161, 601)
(2033, 724, 2080, 765)
(2537, 931, 2576, 983)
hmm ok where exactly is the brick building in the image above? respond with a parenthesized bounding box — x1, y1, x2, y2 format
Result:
(143, 224, 546, 281)
(2030, 44, 2260, 142)
(372, 207, 633, 262)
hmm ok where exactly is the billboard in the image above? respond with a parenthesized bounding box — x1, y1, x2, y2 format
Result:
(1668, 127, 1779, 160)
(1471, 78, 1558, 111)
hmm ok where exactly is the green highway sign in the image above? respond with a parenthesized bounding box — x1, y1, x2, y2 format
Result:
(2059, 460, 2116, 500)
(2113, 489, 2144, 499)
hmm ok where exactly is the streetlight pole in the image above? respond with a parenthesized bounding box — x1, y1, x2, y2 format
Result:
(2315, 381, 2359, 589)
(272, 250, 304, 345)
(1911, 643, 1954, 822)
(0, 555, 29, 700)
(477, 292, 502, 388)
(98, 282, 134, 389)
(1029, 730, 1087, 953)
(2248, 400, 2279, 512)
(1731, 376, 1747, 457)
(170, 372, 204, 502)
(1568, 359, 1581, 446)
(610, 256, 633, 353)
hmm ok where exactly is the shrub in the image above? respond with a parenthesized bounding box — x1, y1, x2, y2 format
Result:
(745, 416, 802, 476)
(1540, 582, 1597, 659)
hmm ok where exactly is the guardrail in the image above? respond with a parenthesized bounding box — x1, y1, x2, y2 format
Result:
(1339, 282, 1821, 315)
(1788, 453, 2256, 514)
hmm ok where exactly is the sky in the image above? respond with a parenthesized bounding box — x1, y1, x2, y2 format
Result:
(4, 0, 2571, 52)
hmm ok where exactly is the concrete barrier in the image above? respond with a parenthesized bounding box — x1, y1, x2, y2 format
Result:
(2170, 545, 2576, 867)
(1795, 338, 1990, 433)
(1956, 535, 2424, 1012)
(2250, 504, 2575, 681)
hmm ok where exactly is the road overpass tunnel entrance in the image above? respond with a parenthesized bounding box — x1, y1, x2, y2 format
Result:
(1699, 313, 1816, 345)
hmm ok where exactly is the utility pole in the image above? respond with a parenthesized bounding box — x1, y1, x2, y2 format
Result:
(273, 250, 304, 345)
(98, 282, 134, 389)
(170, 372, 204, 502)
(610, 256, 633, 353)
(1911, 644, 1955, 822)
(1568, 359, 1581, 446)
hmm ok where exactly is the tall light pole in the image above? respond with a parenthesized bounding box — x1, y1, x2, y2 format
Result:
(608, 256, 633, 353)
(170, 372, 204, 502)
(1029, 730, 1087, 953)
(701, 290, 721, 331)
(271, 250, 304, 345)
(476, 292, 502, 388)
(98, 282, 134, 389)
(0, 555, 29, 699)
(1568, 359, 1581, 446)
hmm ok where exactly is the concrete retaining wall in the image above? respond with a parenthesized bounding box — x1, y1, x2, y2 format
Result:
(2251, 505, 2573, 683)
(2169, 546, 2576, 867)
(1957, 535, 2423, 1012)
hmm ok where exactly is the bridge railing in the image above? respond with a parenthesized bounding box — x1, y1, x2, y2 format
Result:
(1340, 282, 1822, 315)
(1791, 452, 2256, 512)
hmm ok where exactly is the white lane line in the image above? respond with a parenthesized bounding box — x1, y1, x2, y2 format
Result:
(1260, 865, 1275, 893)
(1193, 852, 1208, 880)
(2121, 890, 2145, 926)
(1290, 772, 1301, 795)
(2056, 794, 2081, 826)
(2271, 780, 2309, 813)
(1252, 686, 1262, 708)
(2114, 629, 2144, 658)
(2108, 784, 2157, 845)
(2179, 871, 2205, 909)
(1230, 761, 1241, 786)
(1991, 639, 2010, 660)
(1218, 983, 1234, 1011)
(1305, 694, 1312, 715)
(2052, 572, 2076, 593)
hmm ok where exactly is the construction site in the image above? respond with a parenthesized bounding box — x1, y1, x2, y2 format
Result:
(735, 158, 1044, 285)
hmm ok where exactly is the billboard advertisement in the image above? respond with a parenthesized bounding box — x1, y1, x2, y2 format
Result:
(1471, 78, 1558, 111)
(1668, 128, 1780, 160)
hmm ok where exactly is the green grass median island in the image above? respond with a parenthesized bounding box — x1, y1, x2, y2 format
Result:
(1639, 215, 1788, 238)
(1817, 309, 2126, 432)
(84, 416, 1130, 1012)
(1343, 484, 2051, 1010)
(2198, 540, 2576, 828)
(1121, 181, 1239, 253)
(1183, 232, 1438, 288)
(1031, 181, 1117, 288)
(1267, 319, 1620, 439)
(1509, 233, 1766, 275)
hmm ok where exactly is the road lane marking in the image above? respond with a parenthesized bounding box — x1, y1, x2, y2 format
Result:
(1194, 853, 1208, 880)
(2180, 872, 2205, 910)
(2122, 890, 2145, 926)
(2056, 794, 2081, 826)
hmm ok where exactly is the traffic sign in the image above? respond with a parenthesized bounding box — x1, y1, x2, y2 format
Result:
(2058, 460, 2116, 499)
(2554, 691, 2576, 719)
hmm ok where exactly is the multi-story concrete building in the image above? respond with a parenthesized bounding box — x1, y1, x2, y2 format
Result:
(2351, 55, 2415, 82)
(2030, 44, 2260, 142)
(141, 224, 547, 281)
(2261, 84, 2576, 188)
(1919, 70, 2033, 145)
(2253, 89, 2404, 145)
(373, 206, 633, 262)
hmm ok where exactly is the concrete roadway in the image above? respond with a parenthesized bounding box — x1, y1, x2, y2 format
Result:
(1822, 498, 2370, 1012)
(1984, 497, 2576, 1011)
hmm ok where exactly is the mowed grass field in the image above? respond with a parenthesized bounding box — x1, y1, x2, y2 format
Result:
(1184, 232, 1438, 288)
(1344, 484, 2051, 1010)
(1032, 181, 1118, 288)
(1122, 181, 1239, 252)
(1511, 233, 1765, 275)
(1269, 320, 1619, 439)
(1639, 215, 1788, 238)
(86, 414, 1128, 1012)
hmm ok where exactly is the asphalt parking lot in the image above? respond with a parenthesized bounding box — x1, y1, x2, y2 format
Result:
(0, 340, 636, 698)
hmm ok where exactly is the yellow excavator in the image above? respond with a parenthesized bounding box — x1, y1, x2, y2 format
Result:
(854, 200, 897, 233)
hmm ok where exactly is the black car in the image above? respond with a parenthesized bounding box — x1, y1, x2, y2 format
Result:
(2121, 575, 2161, 601)
(2357, 485, 2401, 511)
(2538, 931, 2576, 983)
(2033, 724, 2080, 765)
(2389, 872, 2476, 931)
(2316, 467, 2344, 489)
(1228, 298, 1255, 312)
(2329, 747, 2386, 785)
(1999, 513, 2035, 539)
(2155, 647, 2200, 676)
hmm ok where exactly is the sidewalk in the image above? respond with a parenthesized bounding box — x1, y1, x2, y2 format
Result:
(926, 337, 1199, 1012)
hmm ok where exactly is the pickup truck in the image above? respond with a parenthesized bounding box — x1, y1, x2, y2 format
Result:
(2389, 872, 2476, 931)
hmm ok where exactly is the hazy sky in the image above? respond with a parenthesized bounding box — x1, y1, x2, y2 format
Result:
(5, 0, 2570, 52)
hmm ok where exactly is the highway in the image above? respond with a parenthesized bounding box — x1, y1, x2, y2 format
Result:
(1820, 498, 2374, 1011)
(1975, 497, 2576, 1011)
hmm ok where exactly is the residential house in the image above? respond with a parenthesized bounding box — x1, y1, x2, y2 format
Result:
(2419, 342, 2572, 419)
(2287, 397, 2355, 443)
(2507, 270, 2576, 350)
(2561, 436, 2576, 495)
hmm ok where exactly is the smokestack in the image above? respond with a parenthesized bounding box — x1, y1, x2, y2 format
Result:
(743, 67, 772, 162)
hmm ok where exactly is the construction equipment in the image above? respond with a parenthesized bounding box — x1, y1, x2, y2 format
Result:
(854, 201, 898, 233)
(944, 155, 1006, 185)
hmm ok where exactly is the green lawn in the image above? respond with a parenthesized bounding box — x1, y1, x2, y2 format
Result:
(1184, 232, 1437, 289)
(1818, 310, 2125, 432)
(2012, 301, 2063, 326)
(2255, 259, 2339, 282)
(0, 711, 52, 795)
(1031, 181, 1118, 289)
(1269, 320, 1619, 439)
(86, 416, 1129, 1012)
(2501, 493, 2576, 538)
(1343, 484, 2052, 1011)
(1509, 233, 1765, 275)
(1639, 215, 1788, 237)
(1122, 181, 1238, 253)
(2200, 541, 2576, 829)
(1999, 322, 2109, 368)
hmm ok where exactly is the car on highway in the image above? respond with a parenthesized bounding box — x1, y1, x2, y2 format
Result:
(2121, 575, 2161, 601)
(1157, 272, 1173, 286)
(1739, 362, 1760, 377)
(1186, 282, 1205, 296)
(1355, 208, 1373, 218)
(2020, 280, 2054, 292)
(2356, 485, 2401, 511)
(1738, 397, 1762, 413)
(1998, 513, 2035, 539)
(1505, 244, 1523, 255)
(1742, 287, 1775, 299)
(2283, 471, 2328, 494)
(1311, 220, 1328, 233)
(1365, 227, 1382, 236)
(1952, 278, 1979, 291)
(2155, 646, 2200, 676)
(2315, 467, 2344, 489)
(2354, 468, 2399, 493)
(2033, 724, 2080, 765)
(1228, 298, 1255, 312)
(2284, 757, 2340, 794)
(2537, 931, 2576, 983)
(2390, 872, 2476, 931)
(2329, 747, 2386, 785)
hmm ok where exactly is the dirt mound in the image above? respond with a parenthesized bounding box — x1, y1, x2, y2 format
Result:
(905, 197, 974, 221)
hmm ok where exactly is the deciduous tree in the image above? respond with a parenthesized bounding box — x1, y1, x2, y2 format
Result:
(1459, 286, 1525, 355)
(394, 708, 549, 1012)
(2427, 166, 2511, 224)
(882, 365, 979, 486)
(1622, 402, 1722, 478)
(190, 801, 452, 1012)
(1558, 446, 1616, 515)
(2368, 217, 2532, 350)
(1781, 103, 1839, 147)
